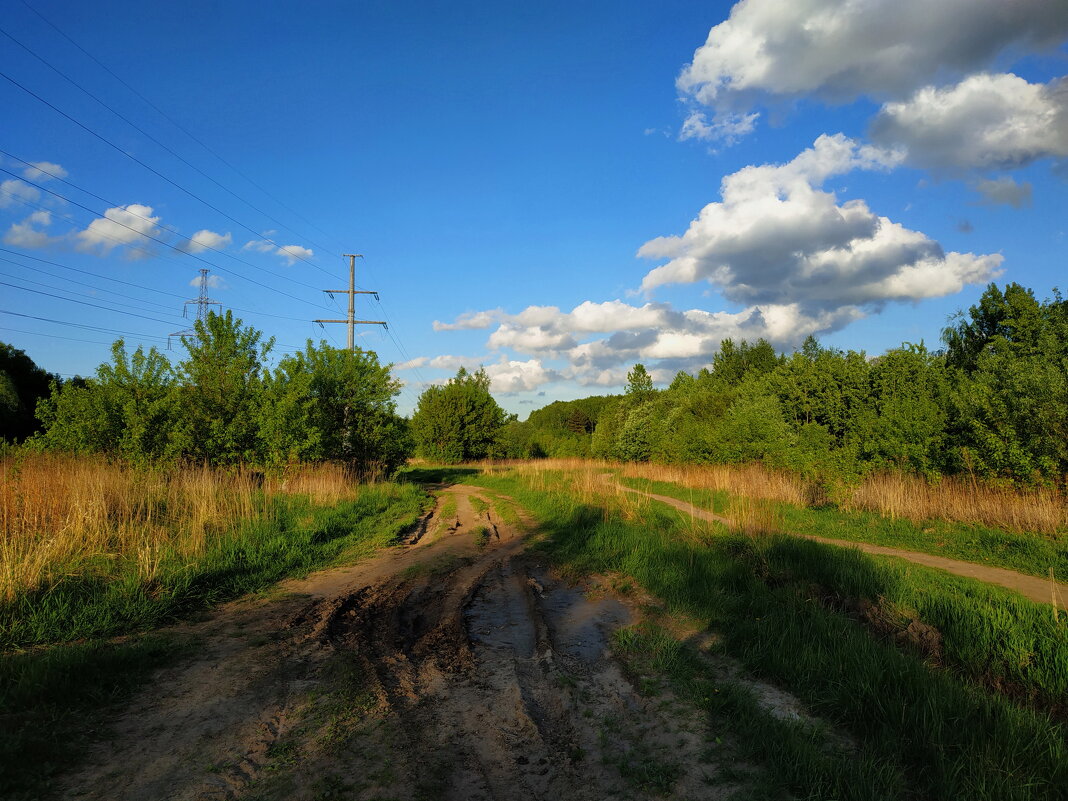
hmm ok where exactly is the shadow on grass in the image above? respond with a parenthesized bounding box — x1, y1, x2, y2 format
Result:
(396, 465, 482, 486)
(0, 635, 186, 801)
(475, 472, 1068, 801)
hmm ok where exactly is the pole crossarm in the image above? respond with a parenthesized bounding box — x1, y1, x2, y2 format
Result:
(313, 319, 387, 326)
(314, 254, 386, 350)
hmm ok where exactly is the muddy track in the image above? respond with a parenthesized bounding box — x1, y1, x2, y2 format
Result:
(58, 486, 739, 801)
(609, 476, 1068, 610)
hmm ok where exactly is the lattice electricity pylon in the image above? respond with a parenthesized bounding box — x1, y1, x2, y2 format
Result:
(169, 268, 223, 348)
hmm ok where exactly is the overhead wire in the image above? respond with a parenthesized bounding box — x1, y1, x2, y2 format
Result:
(0, 309, 170, 341)
(0, 247, 320, 323)
(0, 325, 120, 346)
(0, 177, 335, 313)
(0, 279, 184, 326)
(18, 0, 348, 255)
(0, 156, 335, 297)
(0, 261, 188, 317)
(0, 66, 333, 277)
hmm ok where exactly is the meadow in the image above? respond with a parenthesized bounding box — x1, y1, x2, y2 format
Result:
(463, 461, 1068, 801)
(0, 451, 426, 798)
(4, 451, 1068, 800)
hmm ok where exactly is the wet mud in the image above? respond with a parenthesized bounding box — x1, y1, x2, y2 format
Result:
(58, 485, 740, 801)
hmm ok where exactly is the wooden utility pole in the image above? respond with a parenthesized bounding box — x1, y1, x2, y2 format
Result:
(314, 254, 386, 350)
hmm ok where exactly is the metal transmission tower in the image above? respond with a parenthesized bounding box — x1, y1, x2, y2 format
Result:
(314, 253, 386, 350)
(169, 267, 222, 348)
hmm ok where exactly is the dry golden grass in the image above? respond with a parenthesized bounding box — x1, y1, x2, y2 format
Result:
(0, 453, 363, 602)
(619, 462, 1067, 535)
(476, 458, 1067, 535)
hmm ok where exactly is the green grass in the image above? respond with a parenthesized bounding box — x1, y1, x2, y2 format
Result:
(0, 635, 187, 800)
(438, 492, 458, 521)
(471, 525, 491, 548)
(470, 468, 1068, 801)
(620, 475, 1068, 582)
(1, 481, 427, 799)
(0, 482, 427, 649)
(467, 494, 490, 516)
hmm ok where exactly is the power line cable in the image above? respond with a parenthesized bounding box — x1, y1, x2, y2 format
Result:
(0, 66, 330, 275)
(0, 261, 187, 316)
(0, 325, 116, 346)
(0, 246, 186, 300)
(0, 279, 185, 325)
(0, 156, 335, 298)
(18, 0, 348, 255)
(0, 23, 341, 267)
(0, 308, 171, 341)
(0, 248, 317, 323)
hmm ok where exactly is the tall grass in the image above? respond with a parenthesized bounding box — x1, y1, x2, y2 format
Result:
(470, 466, 1068, 801)
(1, 452, 426, 647)
(1, 453, 359, 602)
(613, 461, 1067, 535)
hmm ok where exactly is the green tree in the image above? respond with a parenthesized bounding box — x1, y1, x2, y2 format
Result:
(410, 367, 509, 463)
(625, 363, 655, 401)
(261, 341, 410, 474)
(943, 284, 1068, 481)
(0, 342, 58, 443)
(34, 341, 175, 461)
(168, 311, 271, 464)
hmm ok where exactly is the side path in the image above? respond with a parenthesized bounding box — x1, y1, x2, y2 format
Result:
(610, 479, 1068, 611)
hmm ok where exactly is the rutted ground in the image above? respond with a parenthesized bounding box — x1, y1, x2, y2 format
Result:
(58, 485, 757, 800)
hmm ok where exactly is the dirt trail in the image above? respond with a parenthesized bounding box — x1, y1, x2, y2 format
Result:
(612, 478, 1068, 610)
(58, 486, 741, 801)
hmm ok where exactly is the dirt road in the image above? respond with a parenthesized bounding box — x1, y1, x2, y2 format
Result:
(59, 486, 740, 800)
(612, 479, 1068, 610)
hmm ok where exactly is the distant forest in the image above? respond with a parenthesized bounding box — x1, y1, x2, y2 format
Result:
(496, 282, 1068, 487)
(2, 282, 1066, 487)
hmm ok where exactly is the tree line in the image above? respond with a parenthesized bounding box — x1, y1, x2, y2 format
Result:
(3, 312, 410, 475)
(497, 283, 1068, 486)
(2, 282, 1065, 485)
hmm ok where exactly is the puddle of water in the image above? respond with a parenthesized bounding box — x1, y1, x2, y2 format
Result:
(533, 568, 631, 664)
(465, 562, 538, 658)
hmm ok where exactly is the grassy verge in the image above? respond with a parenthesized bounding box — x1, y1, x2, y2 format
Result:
(0, 635, 187, 800)
(471, 467, 1068, 801)
(1, 477, 426, 798)
(620, 475, 1068, 582)
(1, 482, 427, 648)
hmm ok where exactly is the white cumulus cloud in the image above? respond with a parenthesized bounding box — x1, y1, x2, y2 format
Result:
(871, 73, 1068, 172)
(243, 239, 314, 265)
(0, 178, 42, 209)
(76, 203, 161, 257)
(277, 244, 313, 265)
(3, 210, 58, 249)
(242, 239, 276, 253)
(182, 229, 232, 254)
(22, 161, 68, 182)
(637, 134, 1000, 309)
(679, 0, 1068, 115)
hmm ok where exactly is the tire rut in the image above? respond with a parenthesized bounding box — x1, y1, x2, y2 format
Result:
(57, 484, 741, 801)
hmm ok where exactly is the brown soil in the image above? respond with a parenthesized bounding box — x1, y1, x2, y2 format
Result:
(57, 486, 747, 801)
(612, 478, 1068, 610)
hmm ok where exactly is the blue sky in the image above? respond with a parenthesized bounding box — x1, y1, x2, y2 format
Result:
(1, 0, 1066, 416)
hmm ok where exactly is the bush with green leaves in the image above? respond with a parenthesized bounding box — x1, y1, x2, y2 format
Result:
(499, 283, 1068, 487)
(410, 367, 510, 463)
(31, 312, 411, 473)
